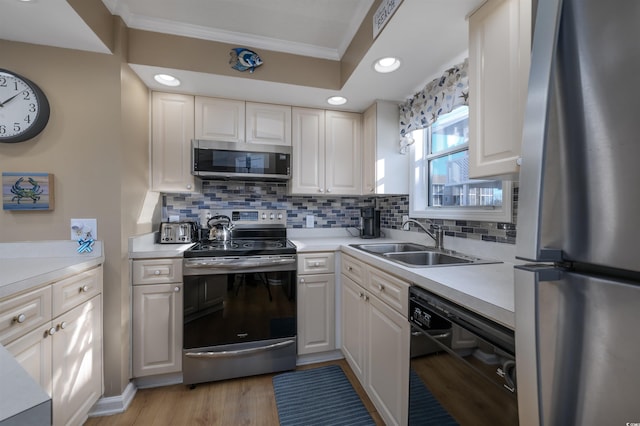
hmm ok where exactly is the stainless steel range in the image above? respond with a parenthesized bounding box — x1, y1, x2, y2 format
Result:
(182, 210, 297, 386)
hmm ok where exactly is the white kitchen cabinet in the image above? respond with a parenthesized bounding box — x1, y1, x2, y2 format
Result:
(297, 252, 335, 355)
(340, 254, 410, 426)
(468, 0, 531, 179)
(362, 101, 409, 195)
(195, 96, 245, 143)
(151, 92, 196, 193)
(2, 266, 104, 426)
(246, 102, 292, 146)
(132, 258, 183, 377)
(291, 108, 362, 195)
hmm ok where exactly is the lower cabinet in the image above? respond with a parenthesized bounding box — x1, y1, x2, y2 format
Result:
(2, 266, 103, 426)
(131, 258, 183, 378)
(297, 252, 335, 355)
(341, 254, 410, 426)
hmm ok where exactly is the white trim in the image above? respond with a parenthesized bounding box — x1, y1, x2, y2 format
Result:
(87, 381, 137, 417)
(134, 372, 183, 389)
(296, 350, 344, 366)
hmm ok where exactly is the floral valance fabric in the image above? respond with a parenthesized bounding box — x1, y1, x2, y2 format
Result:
(399, 58, 469, 139)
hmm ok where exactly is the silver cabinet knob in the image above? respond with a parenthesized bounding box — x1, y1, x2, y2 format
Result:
(48, 327, 56, 336)
(59, 321, 67, 330)
(174, 286, 180, 292)
(299, 278, 305, 283)
(326, 188, 331, 193)
(313, 262, 320, 267)
(378, 284, 385, 292)
(358, 292, 364, 298)
(14, 313, 26, 324)
(154, 270, 161, 275)
(81, 285, 89, 292)
(186, 184, 192, 190)
(364, 295, 369, 302)
(347, 266, 353, 271)
(318, 188, 324, 193)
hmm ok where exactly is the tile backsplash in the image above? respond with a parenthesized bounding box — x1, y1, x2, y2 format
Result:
(163, 181, 518, 244)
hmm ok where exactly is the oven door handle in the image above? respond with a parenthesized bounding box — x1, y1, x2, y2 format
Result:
(185, 339, 295, 359)
(184, 257, 296, 269)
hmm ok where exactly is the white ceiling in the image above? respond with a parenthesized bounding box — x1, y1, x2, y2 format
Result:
(1, 0, 485, 112)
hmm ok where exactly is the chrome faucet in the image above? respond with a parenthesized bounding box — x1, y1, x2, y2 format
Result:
(402, 219, 444, 249)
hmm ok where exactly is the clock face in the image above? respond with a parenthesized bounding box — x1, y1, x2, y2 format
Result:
(0, 69, 50, 143)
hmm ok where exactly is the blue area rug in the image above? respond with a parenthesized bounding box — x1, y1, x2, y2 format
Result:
(409, 369, 458, 425)
(272, 365, 375, 426)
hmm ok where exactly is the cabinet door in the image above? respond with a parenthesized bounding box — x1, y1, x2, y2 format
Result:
(297, 274, 335, 355)
(325, 110, 362, 195)
(5, 323, 53, 397)
(195, 96, 245, 143)
(246, 102, 292, 146)
(151, 92, 196, 193)
(468, 0, 531, 179)
(132, 283, 183, 377)
(291, 107, 325, 194)
(367, 295, 410, 426)
(52, 295, 102, 426)
(340, 275, 367, 382)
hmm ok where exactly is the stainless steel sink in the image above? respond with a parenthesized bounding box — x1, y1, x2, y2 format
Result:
(348, 242, 501, 268)
(383, 251, 473, 266)
(350, 242, 431, 254)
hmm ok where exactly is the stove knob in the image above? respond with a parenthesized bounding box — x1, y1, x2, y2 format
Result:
(270, 213, 275, 220)
(261, 213, 267, 220)
(278, 213, 283, 220)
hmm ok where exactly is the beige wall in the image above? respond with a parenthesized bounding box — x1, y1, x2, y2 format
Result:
(0, 40, 151, 397)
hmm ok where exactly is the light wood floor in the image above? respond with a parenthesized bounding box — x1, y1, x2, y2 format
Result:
(84, 359, 385, 426)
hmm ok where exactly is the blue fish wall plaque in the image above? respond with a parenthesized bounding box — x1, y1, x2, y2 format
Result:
(229, 48, 263, 73)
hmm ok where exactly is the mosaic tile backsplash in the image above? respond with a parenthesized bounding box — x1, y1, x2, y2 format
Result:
(163, 181, 518, 244)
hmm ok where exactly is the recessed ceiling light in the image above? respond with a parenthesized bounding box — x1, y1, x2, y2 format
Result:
(374, 57, 401, 73)
(327, 96, 347, 106)
(154, 74, 180, 87)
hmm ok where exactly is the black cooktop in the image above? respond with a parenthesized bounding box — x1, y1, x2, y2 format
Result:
(184, 238, 297, 258)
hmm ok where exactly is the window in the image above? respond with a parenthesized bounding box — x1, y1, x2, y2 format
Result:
(409, 106, 512, 221)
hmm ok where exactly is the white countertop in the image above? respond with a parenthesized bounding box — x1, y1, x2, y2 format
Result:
(289, 229, 518, 330)
(0, 240, 105, 299)
(128, 232, 194, 259)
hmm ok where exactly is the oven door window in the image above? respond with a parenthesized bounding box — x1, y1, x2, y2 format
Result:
(183, 272, 296, 349)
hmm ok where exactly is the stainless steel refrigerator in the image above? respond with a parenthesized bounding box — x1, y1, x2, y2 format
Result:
(515, 0, 640, 425)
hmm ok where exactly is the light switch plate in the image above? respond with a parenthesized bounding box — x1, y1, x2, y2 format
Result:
(402, 215, 410, 231)
(70, 218, 97, 241)
(306, 215, 314, 228)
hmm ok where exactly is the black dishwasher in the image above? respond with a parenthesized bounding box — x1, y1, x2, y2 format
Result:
(408, 285, 518, 426)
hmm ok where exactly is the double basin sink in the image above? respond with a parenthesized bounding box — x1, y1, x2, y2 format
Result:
(350, 242, 500, 268)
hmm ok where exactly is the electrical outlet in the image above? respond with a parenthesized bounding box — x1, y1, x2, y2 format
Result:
(306, 215, 315, 228)
(70, 218, 97, 241)
(402, 215, 410, 231)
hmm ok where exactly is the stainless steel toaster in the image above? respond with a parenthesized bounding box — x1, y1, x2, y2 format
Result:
(159, 222, 195, 244)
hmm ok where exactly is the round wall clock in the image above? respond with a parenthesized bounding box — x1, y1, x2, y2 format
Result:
(0, 68, 50, 143)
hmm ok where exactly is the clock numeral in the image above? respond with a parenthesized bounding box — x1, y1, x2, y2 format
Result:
(0, 125, 5, 135)
(24, 114, 32, 124)
(13, 123, 21, 133)
(22, 90, 31, 101)
(0, 77, 6, 87)
(28, 103, 36, 113)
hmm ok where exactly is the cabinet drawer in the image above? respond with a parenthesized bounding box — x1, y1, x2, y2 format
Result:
(298, 252, 335, 274)
(341, 254, 366, 284)
(0, 286, 52, 345)
(368, 268, 409, 316)
(52, 267, 103, 317)
(132, 258, 182, 285)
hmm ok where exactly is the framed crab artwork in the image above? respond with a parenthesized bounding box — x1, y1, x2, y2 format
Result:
(2, 172, 54, 211)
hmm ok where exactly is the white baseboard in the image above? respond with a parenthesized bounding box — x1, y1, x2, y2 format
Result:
(296, 350, 344, 366)
(87, 381, 137, 417)
(134, 372, 183, 389)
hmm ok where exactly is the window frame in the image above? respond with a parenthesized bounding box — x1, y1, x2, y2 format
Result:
(408, 109, 513, 222)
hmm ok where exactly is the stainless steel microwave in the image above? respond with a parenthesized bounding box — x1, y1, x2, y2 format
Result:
(191, 140, 291, 181)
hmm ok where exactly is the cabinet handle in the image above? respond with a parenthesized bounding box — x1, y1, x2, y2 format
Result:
(318, 188, 324, 193)
(313, 261, 320, 267)
(48, 327, 56, 336)
(326, 188, 331, 193)
(364, 295, 369, 302)
(186, 184, 192, 190)
(347, 266, 353, 271)
(378, 284, 385, 292)
(370, 187, 374, 193)
(81, 285, 89, 292)
(358, 292, 364, 298)
(58, 321, 67, 330)
(13, 313, 26, 324)
(299, 278, 305, 283)
(154, 270, 161, 275)
(174, 286, 180, 292)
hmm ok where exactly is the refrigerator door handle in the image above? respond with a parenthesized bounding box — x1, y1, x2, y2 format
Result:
(516, 0, 564, 262)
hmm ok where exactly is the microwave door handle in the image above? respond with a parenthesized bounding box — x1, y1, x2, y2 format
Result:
(516, 0, 564, 263)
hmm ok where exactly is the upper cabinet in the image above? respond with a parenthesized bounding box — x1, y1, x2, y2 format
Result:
(246, 102, 292, 146)
(195, 97, 291, 146)
(195, 97, 245, 143)
(362, 101, 409, 195)
(291, 108, 361, 195)
(468, 0, 531, 179)
(151, 92, 196, 193)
